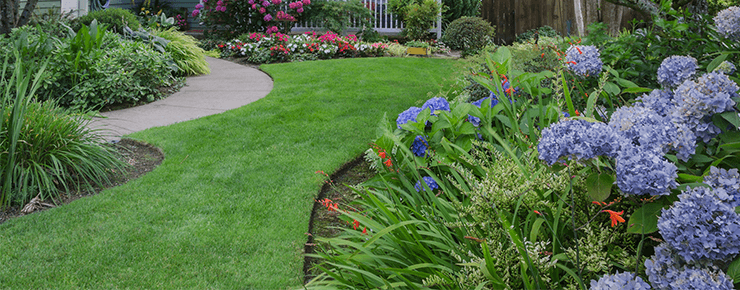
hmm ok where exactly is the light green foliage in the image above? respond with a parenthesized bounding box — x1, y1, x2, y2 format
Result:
(564, 226, 636, 278)
(389, 0, 443, 40)
(386, 42, 409, 57)
(440, 16, 494, 55)
(306, 0, 380, 41)
(152, 28, 210, 76)
(0, 53, 126, 207)
(508, 35, 565, 72)
(72, 8, 141, 34)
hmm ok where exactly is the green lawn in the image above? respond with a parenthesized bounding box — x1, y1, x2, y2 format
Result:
(0, 57, 461, 289)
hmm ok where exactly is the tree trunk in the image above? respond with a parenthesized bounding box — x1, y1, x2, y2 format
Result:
(573, 0, 585, 36)
(18, 0, 40, 28)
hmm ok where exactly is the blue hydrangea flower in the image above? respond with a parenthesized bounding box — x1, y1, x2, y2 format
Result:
(714, 61, 736, 75)
(467, 115, 481, 127)
(645, 243, 735, 290)
(414, 176, 439, 192)
(714, 6, 740, 41)
(608, 105, 695, 159)
(472, 96, 499, 108)
(656, 56, 698, 89)
(615, 144, 678, 196)
(670, 72, 739, 142)
(565, 45, 603, 78)
(704, 166, 740, 207)
(590, 272, 651, 290)
(637, 89, 675, 118)
(421, 97, 450, 116)
(396, 106, 422, 129)
(538, 119, 622, 165)
(658, 186, 740, 263)
(411, 135, 428, 157)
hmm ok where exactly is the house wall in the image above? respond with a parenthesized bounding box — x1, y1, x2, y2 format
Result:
(19, 0, 64, 15)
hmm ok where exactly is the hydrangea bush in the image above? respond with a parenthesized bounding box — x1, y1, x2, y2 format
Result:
(565, 45, 603, 78)
(714, 6, 740, 41)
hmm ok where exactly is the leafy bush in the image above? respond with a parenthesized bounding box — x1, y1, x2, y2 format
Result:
(440, 16, 494, 55)
(72, 8, 141, 34)
(403, 0, 443, 40)
(152, 28, 210, 76)
(0, 53, 126, 207)
(304, 0, 380, 41)
(514, 25, 559, 43)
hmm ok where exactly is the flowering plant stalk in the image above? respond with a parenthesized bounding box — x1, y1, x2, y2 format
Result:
(192, 0, 311, 38)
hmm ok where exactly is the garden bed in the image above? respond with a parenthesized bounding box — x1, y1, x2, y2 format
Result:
(0, 139, 164, 225)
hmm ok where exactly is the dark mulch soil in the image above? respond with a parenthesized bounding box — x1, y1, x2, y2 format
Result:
(0, 138, 164, 225)
(304, 156, 376, 283)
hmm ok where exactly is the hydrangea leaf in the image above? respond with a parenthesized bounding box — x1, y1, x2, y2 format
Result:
(727, 253, 740, 284)
(616, 78, 638, 88)
(626, 203, 663, 234)
(720, 111, 740, 129)
(707, 53, 730, 73)
(603, 82, 620, 96)
(622, 87, 652, 94)
(586, 172, 614, 202)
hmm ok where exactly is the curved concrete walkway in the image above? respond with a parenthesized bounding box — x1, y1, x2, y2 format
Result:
(89, 57, 273, 141)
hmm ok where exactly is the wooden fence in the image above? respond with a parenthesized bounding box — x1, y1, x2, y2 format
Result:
(481, 0, 648, 44)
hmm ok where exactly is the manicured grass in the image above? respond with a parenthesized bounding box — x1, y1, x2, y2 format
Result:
(0, 57, 461, 289)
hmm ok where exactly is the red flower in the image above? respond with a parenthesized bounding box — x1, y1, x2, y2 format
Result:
(362, 227, 367, 235)
(353, 219, 360, 230)
(603, 210, 625, 227)
(378, 151, 387, 159)
(384, 159, 392, 167)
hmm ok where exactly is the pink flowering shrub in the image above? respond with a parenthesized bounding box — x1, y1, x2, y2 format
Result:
(191, 0, 312, 37)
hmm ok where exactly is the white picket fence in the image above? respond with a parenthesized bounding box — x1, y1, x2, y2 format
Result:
(290, 0, 442, 38)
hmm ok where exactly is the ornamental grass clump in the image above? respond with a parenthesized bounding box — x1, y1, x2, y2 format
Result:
(714, 6, 740, 41)
(151, 28, 210, 76)
(565, 45, 603, 78)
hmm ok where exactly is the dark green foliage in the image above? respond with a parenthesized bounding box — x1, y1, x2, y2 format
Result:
(72, 8, 141, 34)
(440, 16, 494, 54)
(515, 25, 559, 43)
(588, 8, 737, 89)
(442, 0, 480, 28)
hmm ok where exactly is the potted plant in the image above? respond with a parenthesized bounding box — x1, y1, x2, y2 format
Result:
(406, 40, 430, 56)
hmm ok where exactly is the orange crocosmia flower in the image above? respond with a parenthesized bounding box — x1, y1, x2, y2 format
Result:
(384, 159, 392, 167)
(353, 219, 360, 230)
(603, 210, 625, 227)
(362, 227, 367, 235)
(378, 151, 387, 159)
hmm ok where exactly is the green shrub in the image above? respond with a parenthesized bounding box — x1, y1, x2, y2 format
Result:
(440, 16, 494, 54)
(152, 28, 210, 76)
(514, 25, 559, 43)
(73, 8, 141, 34)
(305, 0, 379, 41)
(0, 54, 127, 207)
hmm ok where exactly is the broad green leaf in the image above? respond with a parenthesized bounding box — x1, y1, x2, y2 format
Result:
(627, 203, 664, 234)
(603, 82, 620, 96)
(586, 172, 614, 202)
(707, 53, 729, 73)
(616, 78, 639, 88)
(678, 173, 703, 183)
(726, 256, 740, 284)
(622, 87, 652, 94)
(721, 111, 740, 129)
